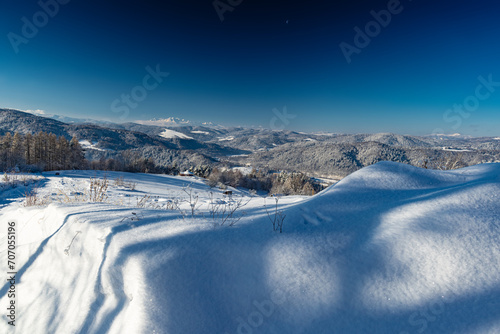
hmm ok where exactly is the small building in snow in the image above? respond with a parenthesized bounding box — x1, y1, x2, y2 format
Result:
(179, 170, 194, 177)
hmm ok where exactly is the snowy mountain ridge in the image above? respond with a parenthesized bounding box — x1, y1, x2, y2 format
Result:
(134, 117, 220, 128)
(2, 108, 500, 179)
(22, 108, 116, 126)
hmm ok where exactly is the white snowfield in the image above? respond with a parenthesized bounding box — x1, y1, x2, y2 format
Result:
(79, 140, 108, 152)
(159, 129, 194, 140)
(1, 162, 499, 334)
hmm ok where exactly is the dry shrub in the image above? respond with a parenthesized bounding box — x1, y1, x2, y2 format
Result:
(24, 186, 50, 207)
(89, 175, 109, 202)
(24, 187, 39, 206)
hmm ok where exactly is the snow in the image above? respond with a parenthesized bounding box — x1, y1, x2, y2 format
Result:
(432, 133, 463, 137)
(232, 166, 254, 175)
(0, 173, 42, 191)
(1, 162, 500, 333)
(442, 147, 473, 152)
(159, 129, 193, 140)
(218, 136, 234, 141)
(79, 140, 108, 152)
(135, 118, 222, 128)
(226, 154, 249, 157)
(311, 176, 340, 187)
(136, 117, 191, 127)
(311, 132, 335, 136)
(191, 130, 210, 135)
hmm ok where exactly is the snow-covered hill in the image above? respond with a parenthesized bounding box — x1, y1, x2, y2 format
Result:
(1, 162, 499, 333)
(159, 129, 194, 140)
(135, 117, 220, 128)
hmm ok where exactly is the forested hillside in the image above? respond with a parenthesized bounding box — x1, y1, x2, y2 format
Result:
(0, 132, 85, 172)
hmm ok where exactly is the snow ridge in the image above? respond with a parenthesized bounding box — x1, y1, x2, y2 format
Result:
(0, 163, 499, 333)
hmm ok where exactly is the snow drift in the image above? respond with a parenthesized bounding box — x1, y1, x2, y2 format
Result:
(1, 162, 499, 334)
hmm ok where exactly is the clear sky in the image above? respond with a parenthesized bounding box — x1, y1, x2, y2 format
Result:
(1, 0, 500, 136)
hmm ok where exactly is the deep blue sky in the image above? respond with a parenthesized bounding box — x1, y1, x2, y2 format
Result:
(1, 0, 500, 136)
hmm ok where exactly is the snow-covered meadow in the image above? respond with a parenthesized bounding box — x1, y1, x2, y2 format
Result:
(1, 162, 499, 333)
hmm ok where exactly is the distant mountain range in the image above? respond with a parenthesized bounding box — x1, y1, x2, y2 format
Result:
(1, 108, 499, 178)
(134, 117, 220, 128)
(0, 109, 245, 169)
(22, 109, 116, 126)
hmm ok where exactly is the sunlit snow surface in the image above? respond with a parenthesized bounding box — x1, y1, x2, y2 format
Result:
(1, 162, 499, 334)
(159, 129, 193, 140)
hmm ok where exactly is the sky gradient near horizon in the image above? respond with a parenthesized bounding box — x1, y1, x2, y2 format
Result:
(1, 0, 500, 136)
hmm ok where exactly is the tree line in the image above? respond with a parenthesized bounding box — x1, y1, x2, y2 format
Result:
(0, 132, 86, 172)
(205, 167, 323, 195)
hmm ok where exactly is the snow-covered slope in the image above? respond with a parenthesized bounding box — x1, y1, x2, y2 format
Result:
(135, 117, 219, 128)
(159, 129, 194, 140)
(1, 162, 499, 334)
